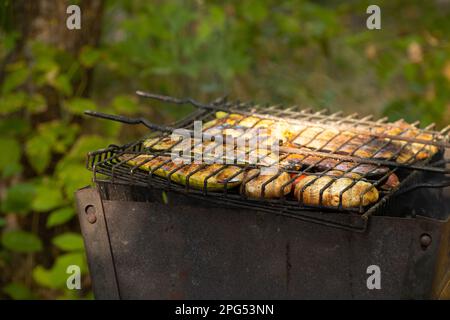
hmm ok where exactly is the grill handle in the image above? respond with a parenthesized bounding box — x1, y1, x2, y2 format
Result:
(135, 91, 222, 110)
(394, 176, 450, 196)
(84, 110, 173, 132)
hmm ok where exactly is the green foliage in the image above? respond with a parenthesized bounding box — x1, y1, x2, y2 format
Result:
(1, 64, 29, 93)
(0, 91, 27, 114)
(111, 95, 139, 115)
(25, 121, 79, 175)
(0, 137, 21, 177)
(33, 252, 87, 289)
(3, 282, 34, 300)
(31, 179, 65, 213)
(79, 46, 102, 68)
(2, 231, 43, 253)
(46, 207, 75, 228)
(64, 98, 97, 115)
(0, 18, 111, 299)
(52, 233, 84, 251)
(1, 182, 35, 214)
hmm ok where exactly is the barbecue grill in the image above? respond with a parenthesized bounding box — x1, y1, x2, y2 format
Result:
(76, 92, 450, 299)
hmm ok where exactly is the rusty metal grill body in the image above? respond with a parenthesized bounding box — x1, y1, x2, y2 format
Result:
(76, 181, 450, 299)
(77, 97, 450, 299)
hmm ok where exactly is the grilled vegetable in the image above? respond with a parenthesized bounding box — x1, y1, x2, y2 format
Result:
(207, 112, 292, 143)
(380, 173, 400, 190)
(323, 170, 363, 179)
(279, 153, 390, 176)
(238, 116, 264, 128)
(292, 129, 417, 161)
(242, 169, 292, 199)
(294, 175, 379, 208)
(143, 136, 179, 150)
(121, 154, 243, 191)
(209, 114, 430, 163)
(325, 121, 438, 162)
(143, 136, 223, 159)
(389, 120, 439, 162)
(294, 124, 440, 164)
(212, 113, 438, 164)
(213, 112, 439, 163)
(203, 113, 245, 132)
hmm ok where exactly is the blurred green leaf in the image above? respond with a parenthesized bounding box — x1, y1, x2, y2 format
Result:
(112, 95, 139, 115)
(64, 98, 97, 115)
(99, 120, 122, 138)
(0, 217, 5, 227)
(197, 5, 225, 42)
(162, 191, 168, 204)
(30, 41, 57, 60)
(56, 164, 91, 199)
(32, 266, 53, 288)
(52, 74, 72, 96)
(52, 232, 84, 251)
(43, 121, 79, 153)
(46, 207, 75, 228)
(0, 92, 26, 115)
(31, 179, 64, 212)
(26, 94, 47, 113)
(80, 46, 102, 67)
(3, 282, 34, 300)
(33, 57, 59, 75)
(240, 0, 268, 23)
(1, 230, 43, 253)
(0, 137, 21, 176)
(33, 252, 87, 289)
(0, 118, 30, 136)
(1, 31, 20, 52)
(26, 134, 52, 174)
(2, 66, 29, 94)
(33, 59, 59, 87)
(63, 135, 112, 162)
(1, 183, 36, 215)
(55, 135, 111, 198)
(1, 162, 22, 178)
(26, 121, 79, 174)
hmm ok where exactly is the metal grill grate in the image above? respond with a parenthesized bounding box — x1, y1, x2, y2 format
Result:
(85, 94, 450, 231)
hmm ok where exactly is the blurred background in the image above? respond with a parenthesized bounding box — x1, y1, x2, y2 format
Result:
(0, 0, 449, 299)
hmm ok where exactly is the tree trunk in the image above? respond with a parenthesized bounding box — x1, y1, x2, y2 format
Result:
(12, 0, 103, 53)
(5, 0, 105, 121)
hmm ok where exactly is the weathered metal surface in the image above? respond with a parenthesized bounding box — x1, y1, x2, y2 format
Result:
(75, 186, 121, 299)
(76, 183, 450, 299)
(432, 213, 450, 299)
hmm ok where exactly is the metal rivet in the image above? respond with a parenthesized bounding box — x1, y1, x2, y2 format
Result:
(420, 233, 432, 249)
(85, 205, 97, 224)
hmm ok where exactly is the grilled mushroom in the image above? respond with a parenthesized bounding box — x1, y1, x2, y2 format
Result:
(242, 169, 292, 199)
(294, 175, 379, 208)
